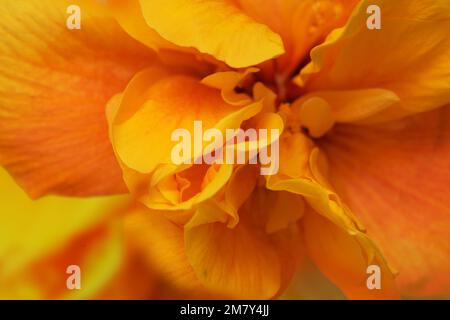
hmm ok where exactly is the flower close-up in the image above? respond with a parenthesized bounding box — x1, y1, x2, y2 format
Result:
(0, 0, 449, 301)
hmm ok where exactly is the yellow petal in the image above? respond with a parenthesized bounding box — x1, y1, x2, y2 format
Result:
(0, 167, 127, 299)
(267, 132, 364, 231)
(297, 97, 335, 138)
(253, 82, 277, 113)
(111, 70, 261, 174)
(138, 0, 285, 68)
(272, 132, 314, 179)
(109, 68, 266, 214)
(202, 68, 258, 106)
(230, 111, 284, 169)
(143, 164, 234, 212)
(292, 88, 400, 124)
(299, 0, 450, 122)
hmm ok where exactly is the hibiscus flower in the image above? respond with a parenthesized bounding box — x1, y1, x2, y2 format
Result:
(0, 0, 448, 299)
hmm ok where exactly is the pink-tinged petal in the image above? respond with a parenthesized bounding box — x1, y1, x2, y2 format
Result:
(322, 105, 450, 297)
(302, 209, 399, 299)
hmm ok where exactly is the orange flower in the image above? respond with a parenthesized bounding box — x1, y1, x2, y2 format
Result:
(0, 0, 449, 299)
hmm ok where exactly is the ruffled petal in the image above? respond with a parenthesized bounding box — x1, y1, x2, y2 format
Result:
(111, 69, 262, 174)
(185, 193, 303, 299)
(143, 164, 233, 212)
(233, 0, 359, 73)
(299, 0, 450, 122)
(267, 132, 399, 299)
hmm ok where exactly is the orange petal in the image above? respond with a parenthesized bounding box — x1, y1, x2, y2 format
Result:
(233, 0, 359, 73)
(303, 209, 399, 299)
(260, 189, 305, 234)
(321, 105, 450, 297)
(95, 247, 157, 299)
(124, 205, 204, 292)
(106, 0, 176, 51)
(300, 0, 450, 122)
(219, 165, 259, 228)
(107, 0, 219, 74)
(267, 132, 399, 299)
(185, 209, 279, 299)
(0, 0, 154, 197)
(185, 189, 303, 299)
